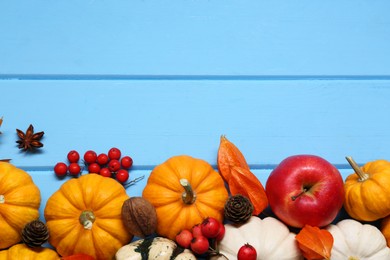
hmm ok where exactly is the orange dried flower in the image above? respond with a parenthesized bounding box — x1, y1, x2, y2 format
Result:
(295, 225, 334, 260)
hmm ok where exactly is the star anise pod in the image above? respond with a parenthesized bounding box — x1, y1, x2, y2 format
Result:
(16, 124, 44, 151)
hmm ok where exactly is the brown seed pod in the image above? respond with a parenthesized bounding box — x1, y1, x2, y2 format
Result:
(121, 197, 157, 238)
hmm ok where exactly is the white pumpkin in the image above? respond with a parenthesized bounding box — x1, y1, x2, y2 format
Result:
(212, 216, 303, 260)
(116, 237, 196, 260)
(326, 219, 390, 260)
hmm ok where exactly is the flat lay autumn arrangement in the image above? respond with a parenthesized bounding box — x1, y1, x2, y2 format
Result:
(1, 119, 390, 259)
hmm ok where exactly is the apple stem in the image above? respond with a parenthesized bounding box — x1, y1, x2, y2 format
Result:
(291, 188, 308, 201)
(345, 156, 369, 182)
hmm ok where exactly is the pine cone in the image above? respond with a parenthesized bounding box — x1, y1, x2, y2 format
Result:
(21, 220, 49, 247)
(224, 194, 254, 224)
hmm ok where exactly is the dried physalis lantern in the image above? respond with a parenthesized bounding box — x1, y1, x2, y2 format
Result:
(16, 124, 44, 151)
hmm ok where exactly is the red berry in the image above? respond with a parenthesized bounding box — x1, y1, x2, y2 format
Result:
(192, 224, 203, 238)
(54, 162, 68, 177)
(108, 159, 121, 172)
(88, 163, 101, 173)
(97, 153, 109, 165)
(176, 229, 193, 249)
(99, 167, 112, 178)
(116, 169, 129, 183)
(216, 222, 225, 241)
(67, 150, 80, 163)
(83, 150, 97, 164)
(68, 163, 81, 176)
(237, 243, 257, 260)
(200, 217, 221, 238)
(108, 147, 121, 160)
(190, 235, 209, 255)
(121, 156, 133, 169)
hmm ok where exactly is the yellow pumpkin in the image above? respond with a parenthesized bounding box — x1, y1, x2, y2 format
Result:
(0, 243, 59, 260)
(44, 174, 132, 260)
(344, 157, 390, 221)
(0, 162, 41, 249)
(142, 155, 228, 240)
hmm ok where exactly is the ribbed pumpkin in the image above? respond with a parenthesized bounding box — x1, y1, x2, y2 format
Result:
(344, 157, 390, 221)
(0, 243, 59, 260)
(44, 174, 132, 260)
(0, 162, 41, 249)
(142, 155, 228, 240)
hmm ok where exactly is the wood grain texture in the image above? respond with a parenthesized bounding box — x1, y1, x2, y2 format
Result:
(1, 1, 389, 76)
(1, 81, 389, 168)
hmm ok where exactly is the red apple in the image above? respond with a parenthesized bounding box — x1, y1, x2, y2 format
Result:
(265, 154, 345, 228)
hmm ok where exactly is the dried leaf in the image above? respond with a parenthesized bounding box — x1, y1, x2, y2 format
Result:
(217, 135, 250, 182)
(295, 225, 334, 260)
(0, 116, 3, 134)
(228, 166, 268, 215)
(0, 159, 12, 163)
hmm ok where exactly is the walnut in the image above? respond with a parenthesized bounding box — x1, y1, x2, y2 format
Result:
(121, 197, 157, 238)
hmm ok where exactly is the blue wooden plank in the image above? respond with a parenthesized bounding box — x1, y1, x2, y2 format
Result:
(1, 1, 389, 76)
(1, 80, 389, 167)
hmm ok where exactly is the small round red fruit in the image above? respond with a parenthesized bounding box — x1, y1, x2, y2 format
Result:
(201, 217, 221, 238)
(96, 153, 109, 165)
(215, 222, 225, 241)
(237, 243, 257, 260)
(99, 167, 112, 178)
(108, 147, 121, 160)
(190, 235, 209, 255)
(175, 229, 193, 249)
(116, 169, 129, 183)
(108, 159, 121, 172)
(68, 163, 81, 176)
(88, 163, 101, 174)
(192, 224, 203, 238)
(54, 162, 68, 177)
(121, 156, 133, 169)
(83, 150, 97, 164)
(67, 150, 80, 163)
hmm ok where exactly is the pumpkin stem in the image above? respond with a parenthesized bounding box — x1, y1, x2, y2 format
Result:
(0, 195, 4, 204)
(346, 156, 369, 182)
(180, 178, 196, 204)
(79, 210, 96, 230)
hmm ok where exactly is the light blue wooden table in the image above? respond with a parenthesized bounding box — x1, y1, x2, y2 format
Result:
(1, 0, 390, 249)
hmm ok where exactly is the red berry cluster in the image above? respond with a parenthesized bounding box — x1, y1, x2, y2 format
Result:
(175, 217, 225, 256)
(54, 147, 133, 184)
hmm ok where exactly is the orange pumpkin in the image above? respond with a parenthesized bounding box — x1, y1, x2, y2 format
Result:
(142, 155, 228, 240)
(44, 174, 132, 260)
(0, 162, 41, 249)
(0, 243, 59, 260)
(344, 157, 390, 221)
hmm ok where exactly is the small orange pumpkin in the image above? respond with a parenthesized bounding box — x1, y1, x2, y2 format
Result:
(0, 162, 41, 249)
(0, 243, 59, 260)
(44, 174, 132, 260)
(344, 157, 390, 221)
(142, 155, 228, 240)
